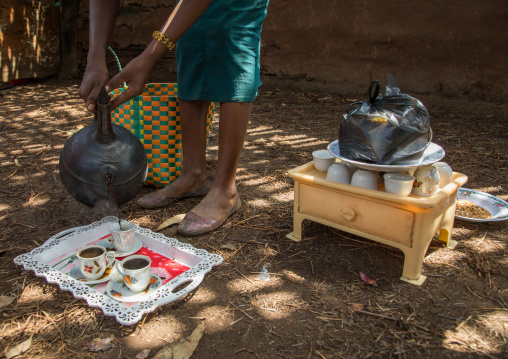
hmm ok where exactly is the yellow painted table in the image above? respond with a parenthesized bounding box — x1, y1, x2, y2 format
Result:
(287, 162, 468, 285)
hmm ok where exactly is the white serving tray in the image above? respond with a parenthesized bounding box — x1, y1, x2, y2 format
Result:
(13, 217, 223, 325)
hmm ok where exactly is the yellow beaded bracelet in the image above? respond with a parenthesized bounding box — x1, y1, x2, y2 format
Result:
(153, 31, 176, 51)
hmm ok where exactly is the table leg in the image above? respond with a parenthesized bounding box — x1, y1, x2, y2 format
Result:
(400, 246, 428, 285)
(287, 212, 304, 242)
(399, 212, 436, 285)
(437, 195, 459, 249)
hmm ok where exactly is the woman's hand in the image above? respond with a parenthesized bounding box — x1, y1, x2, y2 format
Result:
(78, 56, 109, 112)
(106, 52, 155, 111)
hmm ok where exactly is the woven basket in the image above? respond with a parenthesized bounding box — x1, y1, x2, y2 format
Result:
(108, 49, 215, 187)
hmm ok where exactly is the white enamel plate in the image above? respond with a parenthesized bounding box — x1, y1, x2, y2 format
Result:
(327, 140, 445, 172)
(455, 188, 508, 223)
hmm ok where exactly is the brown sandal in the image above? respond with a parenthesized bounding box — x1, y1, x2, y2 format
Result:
(137, 178, 212, 209)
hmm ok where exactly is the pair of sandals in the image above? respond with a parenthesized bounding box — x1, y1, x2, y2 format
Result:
(138, 178, 241, 236)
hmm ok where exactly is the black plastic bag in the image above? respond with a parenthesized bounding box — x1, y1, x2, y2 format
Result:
(338, 74, 432, 164)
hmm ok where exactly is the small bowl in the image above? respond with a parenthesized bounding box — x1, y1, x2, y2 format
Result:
(326, 163, 350, 184)
(434, 162, 453, 188)
(351, 170, 378, 191)
(383, 173, 415, 196)
(312, 150, 335, 172)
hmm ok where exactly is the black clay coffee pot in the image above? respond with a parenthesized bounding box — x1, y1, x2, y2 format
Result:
(59, 87, 148, 207)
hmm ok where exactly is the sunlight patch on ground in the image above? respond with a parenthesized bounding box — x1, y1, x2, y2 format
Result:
(241, 159, 270, 166)
(184, 287, 217, 304)
(8, 175, 27, 182)
(235, 172, 257, 182)
(133, 215, 157, 228)
(271, 134, 308, 141)
(281, 140, 329, 148)
(192, 305, 231, 331)
(270, 189, 294, 203)
(18, 108, 45, 119)
(226, 275, 283, 294)
(253, 290, 303, 320)
(247, 126, 283, 135)
(41, 156, 59, 162)
(239, 176, 270, 186)
(256, 177, 292, 196)
(24, 191, 49, 207)
(477, 311, 508, 342)
(273, 136, 328, 146)
(42, 159, 59, 166)
(443, 321, 501, 356)
(247, 198, 273, 209)
(17, 284, 54, 305)
(0, 203, 10, 212)
(28, 172, 46, 178)
(251, 150, 270, 155)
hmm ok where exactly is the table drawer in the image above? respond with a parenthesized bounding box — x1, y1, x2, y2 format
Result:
(299, 184, 414, 246)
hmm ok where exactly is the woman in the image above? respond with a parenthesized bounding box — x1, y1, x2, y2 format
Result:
(79, 0, 269, 236)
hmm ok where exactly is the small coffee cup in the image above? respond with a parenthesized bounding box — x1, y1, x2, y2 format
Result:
(110, 220, 136, 252)
(312, 150, 335, 172)
(116, 255, 152, 292)
(77, 245, 115, 280)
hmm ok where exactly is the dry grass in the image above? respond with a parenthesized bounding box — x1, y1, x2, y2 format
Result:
(0, 79, 507, 358)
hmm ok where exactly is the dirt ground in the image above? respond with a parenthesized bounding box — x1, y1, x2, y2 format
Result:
(0, 79, 507, 358)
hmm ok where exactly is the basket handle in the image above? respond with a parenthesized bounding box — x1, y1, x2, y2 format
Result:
(108, 46, 123, 72)
(107, 46, 127, 89)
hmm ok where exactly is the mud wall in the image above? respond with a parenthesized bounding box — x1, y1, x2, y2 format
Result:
(0, 0, 60, 82)
(261, 0, 508, 100)
(76, 0, 507, 99)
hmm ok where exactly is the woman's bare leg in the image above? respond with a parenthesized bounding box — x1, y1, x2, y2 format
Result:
(181, 102, 252, 222)
(138, 100, 210, 208)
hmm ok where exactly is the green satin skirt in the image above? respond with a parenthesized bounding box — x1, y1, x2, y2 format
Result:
(176, 0, 269, 102)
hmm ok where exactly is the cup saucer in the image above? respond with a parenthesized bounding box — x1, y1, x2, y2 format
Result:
(68, 263, 118, 285)
(106, 273, 161, 303)
(98, 236, 143, 257)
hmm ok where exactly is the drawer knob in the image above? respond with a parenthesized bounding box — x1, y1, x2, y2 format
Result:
(342, 208, 356, 221)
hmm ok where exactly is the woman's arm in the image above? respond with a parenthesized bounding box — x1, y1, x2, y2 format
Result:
(79, 0, 122, 112)
(107, 0, 212, 110)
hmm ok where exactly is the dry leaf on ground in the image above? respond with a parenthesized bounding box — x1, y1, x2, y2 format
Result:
(86, 335, 115, 352)
(220, 242, 237, 251)
(153, 322, 205, 359)
(351, 303, 365, 311)
(0, 296, 15, 310)
(359, 272, 377, 286)
(157, 214, 186, 230)
(135, 349, 151, 359)
(3, 336, 32, 359)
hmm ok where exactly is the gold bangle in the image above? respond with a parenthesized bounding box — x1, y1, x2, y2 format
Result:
(153, 31, 176, 51)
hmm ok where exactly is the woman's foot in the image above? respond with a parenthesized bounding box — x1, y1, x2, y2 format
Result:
(177, 189, 241, 236)
(138, 176, 211, 209)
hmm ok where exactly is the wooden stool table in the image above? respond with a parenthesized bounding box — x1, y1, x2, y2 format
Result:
(287, 162, 468, 285)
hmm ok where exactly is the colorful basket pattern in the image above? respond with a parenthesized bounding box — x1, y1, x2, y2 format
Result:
(110, 83, 215, 187)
